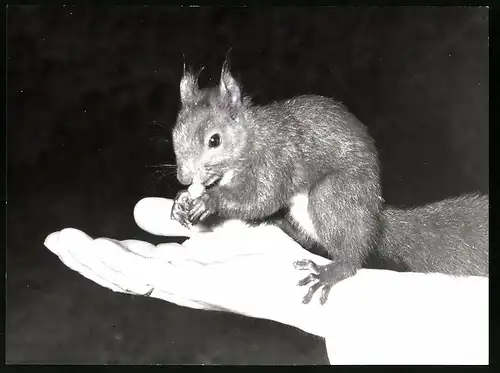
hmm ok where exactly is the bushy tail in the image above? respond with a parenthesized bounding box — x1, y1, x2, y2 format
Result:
(377, 193, 489, 276)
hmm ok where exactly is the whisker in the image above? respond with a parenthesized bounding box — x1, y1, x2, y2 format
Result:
(149, 168, 178, 194)
(149, 136, 172, 144)
(148, 121, 167, 129)
(154, 171, 173, 181)
(151, 168, 176, 176)
(145, 164, 177, 168)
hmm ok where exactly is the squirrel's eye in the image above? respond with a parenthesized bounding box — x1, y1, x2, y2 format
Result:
(208, 133, 221, 148)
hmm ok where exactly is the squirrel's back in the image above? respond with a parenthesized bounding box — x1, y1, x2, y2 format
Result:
(250, 95, 380, 190)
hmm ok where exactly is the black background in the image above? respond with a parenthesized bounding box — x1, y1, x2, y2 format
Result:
(6, 6, 489, 364)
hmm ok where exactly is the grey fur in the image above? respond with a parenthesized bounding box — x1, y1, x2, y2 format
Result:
(379, 193, 489, 276)
(172, 65, 489, 282)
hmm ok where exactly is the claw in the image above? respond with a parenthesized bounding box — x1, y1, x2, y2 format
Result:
(172, 207, 192, 228)
(171, 190, 195, 226)
(188, 199, 207, 222)
(199, 210, 211, 222)
(302, 282, 322, 304)
(319, 283, 333, 305)
(297, 273, 318, 286)
(295, 259, 357, 305)
(171, 205, 183, 221)
(293, 259, 319, 274)
(180, 217, 192, 228)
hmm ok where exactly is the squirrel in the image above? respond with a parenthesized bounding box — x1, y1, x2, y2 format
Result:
(170, 62, 489, 305)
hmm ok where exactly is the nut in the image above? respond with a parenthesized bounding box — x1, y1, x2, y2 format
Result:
(188, 183, 205, 199)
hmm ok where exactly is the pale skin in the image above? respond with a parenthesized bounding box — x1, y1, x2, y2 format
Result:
(44, 197, 488, 364)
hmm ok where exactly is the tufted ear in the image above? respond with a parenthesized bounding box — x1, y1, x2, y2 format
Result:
(180, 71, 200, 105)
(219, 61, 242, 108)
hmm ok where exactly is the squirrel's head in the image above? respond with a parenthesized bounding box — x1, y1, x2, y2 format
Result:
(172, 63, 250, 189)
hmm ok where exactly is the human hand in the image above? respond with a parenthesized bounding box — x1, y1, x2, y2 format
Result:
(44, 197, 332, 338)
(44, 197, 489, 365)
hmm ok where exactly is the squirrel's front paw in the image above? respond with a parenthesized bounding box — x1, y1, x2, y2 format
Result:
(171, 190, 194, 228)
(188, 193, 213, 223)
(294, 259, 358, 305)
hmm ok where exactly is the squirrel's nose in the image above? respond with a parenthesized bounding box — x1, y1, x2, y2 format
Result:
(177, 167, 193, 186)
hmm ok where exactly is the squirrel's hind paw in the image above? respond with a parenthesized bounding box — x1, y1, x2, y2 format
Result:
(294, 259, 357, 305)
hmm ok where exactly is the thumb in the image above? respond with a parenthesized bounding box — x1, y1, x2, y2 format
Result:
(134, 197, 201, 237)
(134, 197, 190, 237)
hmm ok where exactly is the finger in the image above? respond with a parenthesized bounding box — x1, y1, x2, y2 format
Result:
(44, 228, 93, 256)
(293, 259, 319, 274)
(298, 273, 318, 286)
(45, 229, 143, 293)
(170, 205, 181, 221)
(175, 212, 192, 230)
(118, 239, 158, 258)
(91, 239, 204, 294)
(51, 231, 206, 296)
(319, 283, 333, 305)
(45, 229, 100, 276)
(171, 207, 191, 227)
(175, 196, 192, 212)
(68, 237, 154, 294)
(199, 210, 211, 222)
(302, 282, 322, 304)
(134, 197, 193, 237)
(92, 238, 152, 274)
(187, 201, 206, 222)
(149, 288, 217, 311)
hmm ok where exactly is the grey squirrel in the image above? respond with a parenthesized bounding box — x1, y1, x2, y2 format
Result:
(170, 62, 489, 305)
